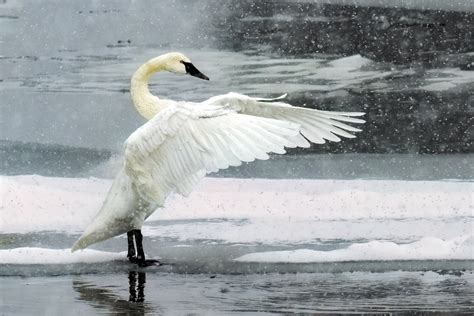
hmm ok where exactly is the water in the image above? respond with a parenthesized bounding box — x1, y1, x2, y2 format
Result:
(2, 271, 473, 314)
(1, 1, 473, 152)
(1, 0, 473, 313)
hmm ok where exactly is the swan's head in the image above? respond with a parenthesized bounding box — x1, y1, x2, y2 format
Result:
(159, 52, 209, 80)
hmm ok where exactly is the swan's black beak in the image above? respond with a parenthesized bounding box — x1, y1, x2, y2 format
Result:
(181, 61, 209, 80)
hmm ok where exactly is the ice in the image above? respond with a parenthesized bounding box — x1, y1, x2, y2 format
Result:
(235, 236, 473, 263)
(142, 217, 471, 245)
(306, 55, 393, 90)
(152, 178, 473, 221)
(421, 82, 457, 91)
(312, 0, 474, 12)
(421, 68, 474, 91)
(327, 54, 372, 68)
(1, 175, 472, 234)
(1, 175, 472, 265)
(0, 175, 108, 233)
(0, 248, 126, 265)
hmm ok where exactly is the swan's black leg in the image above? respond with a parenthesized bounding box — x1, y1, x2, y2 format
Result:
(133, 229, 160, 267)
(134, 229, 145, 262)
(127, 230, 138, 264)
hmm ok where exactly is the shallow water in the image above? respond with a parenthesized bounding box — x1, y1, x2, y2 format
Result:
(2, 271, 473, 314)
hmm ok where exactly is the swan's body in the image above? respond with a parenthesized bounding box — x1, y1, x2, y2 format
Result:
(71, 52, 364, 261)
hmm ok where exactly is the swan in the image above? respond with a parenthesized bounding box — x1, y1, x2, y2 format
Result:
(71, 52, 365, 266)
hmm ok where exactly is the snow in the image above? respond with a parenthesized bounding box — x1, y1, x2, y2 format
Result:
(0, 248, 126, 265)
(306, 55, 393, 91)
(421, 82, 457, 91)
(1, 175, 472, 264)
(0, 175, 108, 233)
(156, 177, 472, 221)
(421, 68, 474, 91)
(328, 55, 372, 68)
(1, 175, 472, 234)
(235, 236, 474, 263)
(142, 217, 471, 245)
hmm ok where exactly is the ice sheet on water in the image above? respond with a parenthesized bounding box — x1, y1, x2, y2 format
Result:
(420, 68, 474, 91)
(1, 175, 472, 234)
(0, 248, 126, 265)
(296, 54, 394, 91)
(1, 236, 471, 266)
(235, 236, 473, 263)
(0, 175, 108, 233)
(1, 175, 472, 266)
(142, 217, 471, 245)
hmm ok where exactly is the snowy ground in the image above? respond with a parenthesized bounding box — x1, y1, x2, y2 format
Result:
(1, 175, 472, 269)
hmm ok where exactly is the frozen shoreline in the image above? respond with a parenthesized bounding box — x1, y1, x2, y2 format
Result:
(1, 174, 472, 234)
(1, 174, 472, 266)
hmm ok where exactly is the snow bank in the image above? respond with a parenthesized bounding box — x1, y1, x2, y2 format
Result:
(142, 217, 471, 245)
(1, 175, 472, 233)
(0, 175, 108, 233)
(235, 236, 474, 263)
(155, 177, 473, 221)
(0, 248, 126, 265)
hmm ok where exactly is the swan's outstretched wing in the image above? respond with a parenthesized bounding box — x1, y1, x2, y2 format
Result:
(205, 92, 365, 144)
(124, 103, 307, 204)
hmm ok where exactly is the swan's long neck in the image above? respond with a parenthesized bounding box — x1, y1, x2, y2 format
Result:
(130, 56, 170, 120)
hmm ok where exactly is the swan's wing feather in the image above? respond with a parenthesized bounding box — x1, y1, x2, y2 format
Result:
(205, 92, 365, 144)
(124, 103, 303, 204)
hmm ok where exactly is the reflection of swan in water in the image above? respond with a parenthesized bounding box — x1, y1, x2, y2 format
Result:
(128, 271, 146, 303)
(71, 52, 365, 266)
(73, 271, 154, 314)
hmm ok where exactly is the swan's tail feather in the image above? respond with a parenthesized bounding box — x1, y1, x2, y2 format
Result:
(72, 214, 136, 252)
(71, 231, 107, 252)
(71, 166, 142, 252)
(71, 215, 131, 252)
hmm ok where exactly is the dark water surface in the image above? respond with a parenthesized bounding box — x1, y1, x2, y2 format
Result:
(1, 0, 473, 153)
(1, 141, 473, 180)
(2, 271, 473, 314)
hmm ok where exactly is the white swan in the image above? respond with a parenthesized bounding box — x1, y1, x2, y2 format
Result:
(71, 52, 365, 265)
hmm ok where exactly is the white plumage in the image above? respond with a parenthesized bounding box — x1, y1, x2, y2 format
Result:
(71, 52, 364, 252)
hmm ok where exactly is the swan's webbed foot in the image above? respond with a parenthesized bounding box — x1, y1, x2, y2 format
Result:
(127, 255, 139, 264)
(127, 229, 160, 267)
(128, 256, 160, 267)
(137, 259, 161, 267)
